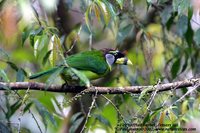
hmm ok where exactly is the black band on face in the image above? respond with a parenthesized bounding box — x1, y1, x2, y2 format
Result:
(116, 51, 125, 59)
(113, 51, 125, 63)
(105, 50, 126, 63)
(123, 58, 128, 65)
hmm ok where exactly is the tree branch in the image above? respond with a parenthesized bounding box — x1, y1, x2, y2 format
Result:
(0, 78, 199, 94)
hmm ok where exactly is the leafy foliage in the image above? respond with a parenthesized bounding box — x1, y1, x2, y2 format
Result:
(6, 100, 22, 120)
(34, 100, 57, 130)
(194, 28, 200, 47)
(0, 0, 200, 132)
(69, 112, 85, 133)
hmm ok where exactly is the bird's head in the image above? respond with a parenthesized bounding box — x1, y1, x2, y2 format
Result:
(102, 49, 133, 67)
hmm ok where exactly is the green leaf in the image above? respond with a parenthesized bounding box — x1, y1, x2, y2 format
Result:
(181, 100, 188, 114)
(85, 5, 92, 32)
(29, 34, 35, 47)
(34, 100, 57, 130)
(93, 3, 101, 22)
(48, 35, 62, 66)
(69, 116, 84, 133)
(54, 35, 63, 53)
(102, 0, 116, 18)
(173, 0, 190, 15)
(158, 0, 169, 4)
(38, 34, 49, 51)
(16, 68, 26, 82)
(166, 12, 177, 30)
(96, 0, 111, 26)
(70, 68, 90, 87)
(70, 112, 83, 124)
(23, 102, 33, 113)
(6, 61, 18, 71)
(6, 100, 22, 119)
(69, 112, 84, 133)
(115, 0, 124, 9)
(185, 23, 194, 46)
(117, 24, 134, 44)
(139, 87, 153, 101)
(22, 26, 32, 46)
(181, 54, 188, 72)
(171, 58, 181, 79)
(146, 0, 152, 4)
(29, 27, 44, 47)
(42, 50, 52, 65)
(142, 113, 150, 125)
(150, 107, 164, 121)
(93, 114, 112, 128)
(0, 69, 9, 82)
(160, 6, 173, 25)
(176, 15, 188, 37)
(46, 67, 64, 89)
(48, 35, 56, 66)
(30, 27, 43, 36)
(34, 39, 39, 57)
(173, 46, 181, 56)
(85, 0, 113, 29)
(51, 97, 63, 115)
(188, 7, 193, 20)
(194, 28, 200, 47)
(0, 0, 6, 9)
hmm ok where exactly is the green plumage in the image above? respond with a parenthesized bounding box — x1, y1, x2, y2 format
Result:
(29, 50, 110, 81)
(66, 50, 109, 75)
(29, 67, 59, 79)
(30, 49, 133, 86)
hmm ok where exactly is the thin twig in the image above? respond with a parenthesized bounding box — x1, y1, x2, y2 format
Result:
(101, 94, 127, 124)
(12, 90, 43, 133)
(63, 89, 88, 106)
(80, 88, 98, 133)
(28, 108, 43, 133)
(169, 83, 200, 107)
(30, 1, 42, 26)
(147, 79, 161, 110)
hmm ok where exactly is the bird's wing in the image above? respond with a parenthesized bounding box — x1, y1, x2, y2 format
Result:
(66, 50, 109, 75)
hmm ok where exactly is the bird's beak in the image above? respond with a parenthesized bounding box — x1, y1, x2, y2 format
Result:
(115, 57, 133, 65)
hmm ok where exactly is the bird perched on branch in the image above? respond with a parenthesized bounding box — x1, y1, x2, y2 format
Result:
(29, 49, 132, 86)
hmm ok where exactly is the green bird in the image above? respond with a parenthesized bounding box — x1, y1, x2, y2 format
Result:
(29, 49, 132, 86)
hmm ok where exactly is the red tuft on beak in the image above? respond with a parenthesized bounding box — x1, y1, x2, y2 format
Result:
(122, 50, 128, 55)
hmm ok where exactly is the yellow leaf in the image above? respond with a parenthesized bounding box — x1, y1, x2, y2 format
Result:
(93, 3, 101, 22)
(181, 100, 188, 114)
(96, 0, 111, 26)
(85, 5, 92, 32)
(115, 0, 124, 9)
(167, 109, 177, 122)
(48, 35, 56, 66)
(34, 39, 39, 57)
(54, 35, 63, 53)
(158, 110, 165, 125)
(66, 30, 79, 50)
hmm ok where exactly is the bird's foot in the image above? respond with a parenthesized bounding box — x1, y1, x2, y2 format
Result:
(61, 82, 72, 91)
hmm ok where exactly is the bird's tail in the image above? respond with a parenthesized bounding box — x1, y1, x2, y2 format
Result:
(29, 67, 60, 79)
